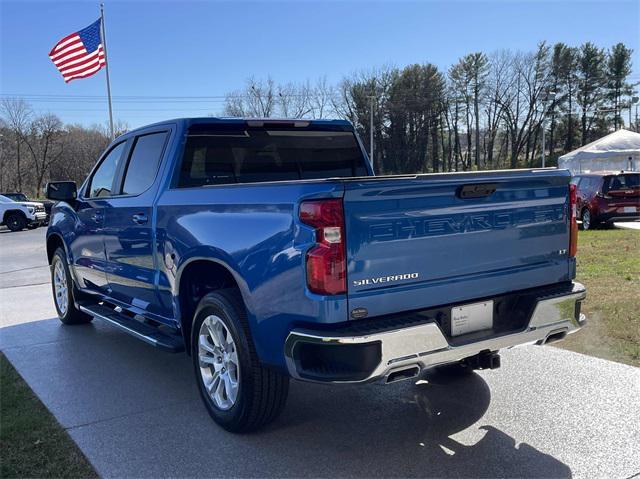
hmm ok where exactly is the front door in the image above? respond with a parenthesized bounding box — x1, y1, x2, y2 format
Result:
(69, 141, 128, 295)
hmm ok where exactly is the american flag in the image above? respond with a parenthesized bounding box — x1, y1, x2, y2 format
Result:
(49, 19, 106, 83)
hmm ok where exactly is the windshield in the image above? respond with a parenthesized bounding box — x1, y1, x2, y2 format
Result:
(177, 124, 368, 187)
(4, 193, 28, 201)
(603, 174, 640, 192)
(0, 195, 15, 203)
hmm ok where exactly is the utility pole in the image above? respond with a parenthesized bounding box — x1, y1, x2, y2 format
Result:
(541, 122, 546, 168)
(632, 96, 640, 132)
(369, 94, 375, 169)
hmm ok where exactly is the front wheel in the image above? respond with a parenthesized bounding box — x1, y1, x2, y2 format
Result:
(192, 289, 289, 433)
(6, 213, 27, 232)
(51, 248, 93, 325)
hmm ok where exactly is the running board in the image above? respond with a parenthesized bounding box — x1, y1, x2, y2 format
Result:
(77, 301, 185, 353)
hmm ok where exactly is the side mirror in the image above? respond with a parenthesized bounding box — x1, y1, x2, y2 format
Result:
(46, 181, 77, 202)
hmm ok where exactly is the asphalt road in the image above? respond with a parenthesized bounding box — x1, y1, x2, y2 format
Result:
(1, 226, 639, 479)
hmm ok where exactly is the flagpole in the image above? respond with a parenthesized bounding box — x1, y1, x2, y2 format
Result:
(100, 3, 114, 139)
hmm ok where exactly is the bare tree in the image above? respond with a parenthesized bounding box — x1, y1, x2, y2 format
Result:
(310, 76, 335, 119)
(223, 91, 248, 117)
(57, 124, 110, 184)
(278, 80, 312, 118)
(484, 51, 510, 168)
(449, 61, 473, 169)
(223, 77, 277, 117)
(498, 43, 552, 168)
(455, 52, 489, 168)
(0, 98, 33, 191)
(21, 114, 66, 196)
(334, 66, 397, 174)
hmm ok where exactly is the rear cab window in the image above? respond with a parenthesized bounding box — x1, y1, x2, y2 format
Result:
(121, 132, 168, 195)
(176, 123, 369, 188)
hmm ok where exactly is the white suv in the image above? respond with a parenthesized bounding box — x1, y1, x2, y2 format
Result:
(0, 194, 47, 231)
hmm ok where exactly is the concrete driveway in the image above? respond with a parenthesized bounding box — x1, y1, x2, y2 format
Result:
(614, 221, 640, 230)
(1, 227, 639, 478)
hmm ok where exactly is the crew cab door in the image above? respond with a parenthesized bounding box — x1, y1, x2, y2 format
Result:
(102, 129, 171, 321)
(70, 141, 127, 294)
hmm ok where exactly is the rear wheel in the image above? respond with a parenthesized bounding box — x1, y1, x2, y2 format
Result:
(51, 248, 93, 325)
(580, 208, 594, 230)
(6, 212, 26, 232)
(192, 289, 289, 432)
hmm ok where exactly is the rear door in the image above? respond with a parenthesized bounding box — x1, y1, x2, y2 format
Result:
(102, 129, 171, 321)
(343, 170, 572, 318)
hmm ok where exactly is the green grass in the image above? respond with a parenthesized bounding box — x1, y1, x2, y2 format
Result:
(555, 228, 640, 367)
(0, 353, 97, 479)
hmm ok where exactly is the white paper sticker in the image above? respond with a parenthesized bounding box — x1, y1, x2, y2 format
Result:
(451, 300, 494, 336)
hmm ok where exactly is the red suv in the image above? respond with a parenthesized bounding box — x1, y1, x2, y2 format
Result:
(572, 171, 640, 230)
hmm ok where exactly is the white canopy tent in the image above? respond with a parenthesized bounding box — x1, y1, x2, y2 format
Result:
(558, 129, 640, 175)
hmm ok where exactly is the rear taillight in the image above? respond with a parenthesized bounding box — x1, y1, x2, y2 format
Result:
(299, 199, 346, 295)
(569, 184, 578, 257)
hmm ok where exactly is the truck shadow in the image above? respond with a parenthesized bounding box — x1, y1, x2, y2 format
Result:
(278, 369, 571, 478)
(0, 318, 571, 478)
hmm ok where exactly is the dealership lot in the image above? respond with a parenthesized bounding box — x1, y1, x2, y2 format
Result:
(1, 227, 639, 478)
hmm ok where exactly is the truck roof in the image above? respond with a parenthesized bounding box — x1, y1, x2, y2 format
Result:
(575, 170, 638, 177)
(121, 117, 353, 138)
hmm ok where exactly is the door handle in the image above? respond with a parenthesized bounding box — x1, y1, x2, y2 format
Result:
(132, 213, 148, 225)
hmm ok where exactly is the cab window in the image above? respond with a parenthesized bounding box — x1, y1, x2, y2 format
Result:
(87, 142, 127, 198)
(121, 132, 168, 195)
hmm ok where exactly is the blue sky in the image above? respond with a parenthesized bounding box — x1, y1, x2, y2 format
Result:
(1, 0, 639, 128)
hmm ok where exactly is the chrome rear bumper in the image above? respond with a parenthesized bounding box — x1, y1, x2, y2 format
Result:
(284, 282, 586, 384)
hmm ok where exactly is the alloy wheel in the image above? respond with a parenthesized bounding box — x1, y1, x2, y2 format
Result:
(197, 315, 240, 410)
(53, 259, 68, 315)
(582, 210, 591, 230)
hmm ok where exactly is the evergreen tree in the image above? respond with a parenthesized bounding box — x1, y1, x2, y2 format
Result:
(576, 43, 606, 145)
(606, 43, 633, 129)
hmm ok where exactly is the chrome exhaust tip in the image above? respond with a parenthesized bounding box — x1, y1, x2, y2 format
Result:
(385, 365, 421, 384)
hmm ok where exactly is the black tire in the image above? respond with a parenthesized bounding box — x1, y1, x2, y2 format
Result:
(51, 248, 93, 325)
(27, 222, 38, 229)
(191, 289, 289, 433)
(5, 212, 27, 232)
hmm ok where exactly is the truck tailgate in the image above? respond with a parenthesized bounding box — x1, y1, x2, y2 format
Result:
(343, 169, 572, 318)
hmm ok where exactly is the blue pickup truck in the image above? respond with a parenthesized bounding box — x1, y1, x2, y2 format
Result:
(45, 118, 586, 432)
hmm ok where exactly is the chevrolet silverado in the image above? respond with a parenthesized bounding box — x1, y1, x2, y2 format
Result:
(45, 118, 587, 432)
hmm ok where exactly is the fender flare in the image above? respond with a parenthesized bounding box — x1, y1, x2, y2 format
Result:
(46, 230, 74, 266)
(173, 253, 254, 322)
